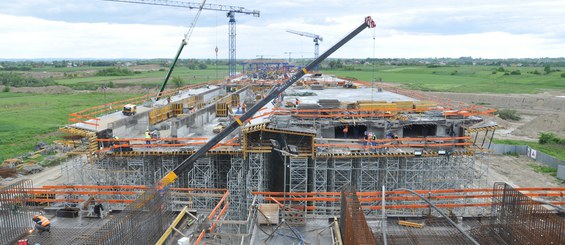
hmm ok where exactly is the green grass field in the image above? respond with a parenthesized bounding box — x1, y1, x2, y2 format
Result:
(54, 65, 229, 89)
(0, 92, 139, 163)
(323, 65, 565, 93)
(2, 63, 565, 163)
(492, 139, 565, 162)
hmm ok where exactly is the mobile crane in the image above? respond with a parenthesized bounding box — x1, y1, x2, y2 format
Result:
(160, 16, 376, 187)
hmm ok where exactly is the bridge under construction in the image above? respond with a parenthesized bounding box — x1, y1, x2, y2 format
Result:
(2, 16, 565, 245)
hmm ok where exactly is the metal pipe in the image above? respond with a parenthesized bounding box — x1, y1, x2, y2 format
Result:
(381, 185, 387, 245)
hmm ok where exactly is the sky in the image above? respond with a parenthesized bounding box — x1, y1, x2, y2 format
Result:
(1, 0, 564, 59)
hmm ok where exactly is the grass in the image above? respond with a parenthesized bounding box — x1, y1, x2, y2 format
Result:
(529, 164, 557, 177)
(0, 92, 139, 163)
(53, 66, 229, 89)
(492, 139, 565, 161)
(322, 65, 565, 93)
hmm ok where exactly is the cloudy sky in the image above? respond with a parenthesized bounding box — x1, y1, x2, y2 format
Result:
(1, 0, 564, 59)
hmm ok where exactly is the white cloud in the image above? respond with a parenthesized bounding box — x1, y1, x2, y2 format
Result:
(1, 0, 564, 59)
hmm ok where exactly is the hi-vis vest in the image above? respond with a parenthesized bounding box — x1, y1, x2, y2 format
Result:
(38, 215, 51, 227)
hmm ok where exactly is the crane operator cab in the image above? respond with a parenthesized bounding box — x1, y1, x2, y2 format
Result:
(122, 104, 137, 116)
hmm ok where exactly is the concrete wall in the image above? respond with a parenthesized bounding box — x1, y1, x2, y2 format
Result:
(109, 110, 150, 137)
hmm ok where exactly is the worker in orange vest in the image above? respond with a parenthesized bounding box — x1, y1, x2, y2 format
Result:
(32, 214, 51, 234)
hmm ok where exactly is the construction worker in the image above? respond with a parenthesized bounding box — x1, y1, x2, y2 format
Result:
(93, 202, 104, 218)
(32, 214, 51, 234)
(145, 129, 151, 144)
(343, 126, 348, 139)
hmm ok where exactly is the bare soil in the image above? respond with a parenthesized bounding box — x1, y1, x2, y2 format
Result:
(481, 155, 563, 188)
(429, 91, 565, 188)
(429, 91, 565, 139)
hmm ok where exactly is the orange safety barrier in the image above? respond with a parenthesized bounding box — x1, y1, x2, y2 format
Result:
(98, 137, 241, 153)
(208, 191, 229, 220)
(253, 187, 565, 196)
(194, 229, 206, 245)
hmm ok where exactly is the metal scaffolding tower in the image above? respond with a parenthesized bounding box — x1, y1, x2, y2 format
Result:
(289, 157, 308, 193)
(246, 152, 267, 215)
(189, 157, 212, 209)
(227, 157, 246, 220)
(126, 158, 146, 186)
(332, 158, 353, 192)
(314, 158, 330, 216)
(359, 157, 382, 192)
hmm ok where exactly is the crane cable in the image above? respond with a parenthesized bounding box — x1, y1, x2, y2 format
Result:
(371, 27, 376, 102)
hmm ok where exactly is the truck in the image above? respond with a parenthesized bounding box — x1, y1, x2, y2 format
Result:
(122, 104, 137, 116)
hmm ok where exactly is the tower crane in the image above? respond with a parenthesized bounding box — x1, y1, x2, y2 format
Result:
(103, 0, 260, 81)
(286, 30, 323, 60)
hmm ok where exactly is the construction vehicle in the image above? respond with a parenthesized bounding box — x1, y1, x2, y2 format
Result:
(159, 16, 376, 187)
(122, 104, 137, 116)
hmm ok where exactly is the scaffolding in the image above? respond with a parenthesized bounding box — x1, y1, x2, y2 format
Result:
(189, 157, 212, 210)
(246, 153, 265, 206)
(227, 157, 246, 220)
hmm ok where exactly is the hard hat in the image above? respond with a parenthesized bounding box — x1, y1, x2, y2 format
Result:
(33, 214, 38, 219)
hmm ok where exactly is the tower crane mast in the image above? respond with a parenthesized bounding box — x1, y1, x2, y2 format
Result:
(104, 0, 260, 83)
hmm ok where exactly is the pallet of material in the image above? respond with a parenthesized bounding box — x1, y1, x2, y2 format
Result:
(311, 84, 324, 90)
(358, 103, 397, 110)
(318, 99, 341, 109)
(413, 100, 437, 112)
(357, 100, 387, 104)
(393, 101, 415, 109)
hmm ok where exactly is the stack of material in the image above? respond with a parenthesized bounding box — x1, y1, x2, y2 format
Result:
(393, 101, 415, 110)
(413, 100, 437, 112)
(311, 84, 324, 90)
(318, 99, 341, 109)
(357, 101, 397, 110)
(297, 103, 321, 110)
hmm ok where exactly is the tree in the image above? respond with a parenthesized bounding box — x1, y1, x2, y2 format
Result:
(198, 63, 207, 69)
(172, 76, 184, 88)
(561, 72, 565, 78)
(544, 65, 551, 74)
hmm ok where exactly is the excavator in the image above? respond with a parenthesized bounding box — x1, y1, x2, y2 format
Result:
(159, 16, 376, 187)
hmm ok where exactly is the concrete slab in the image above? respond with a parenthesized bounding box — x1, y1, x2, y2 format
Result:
(288, 87, 416, 104)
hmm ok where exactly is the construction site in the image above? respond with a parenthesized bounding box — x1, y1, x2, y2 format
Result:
(2, 1, 565, 245)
